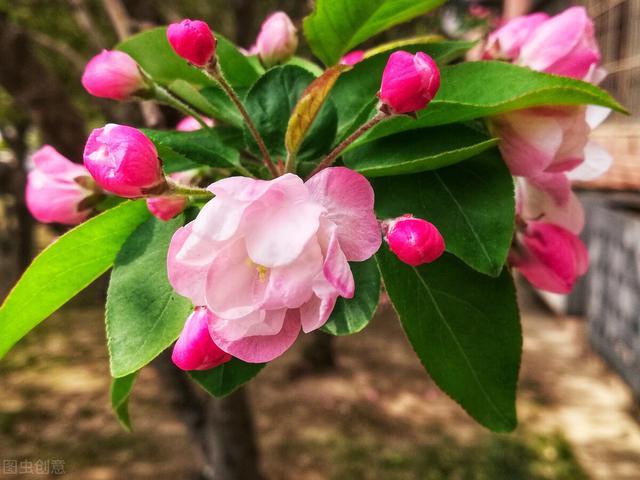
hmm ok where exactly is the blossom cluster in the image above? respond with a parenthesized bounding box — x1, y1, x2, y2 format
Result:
(483, 6, 609, 293)
(23, 5, 614, 373)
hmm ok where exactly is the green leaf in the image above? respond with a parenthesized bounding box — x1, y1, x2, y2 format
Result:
(107, 215, 192, 378)
(322, 258, 381, 336)
(143, 128, 242, 171)
(303, 0, 446, 65)
(169, 80, 242, 128)
(344, 124, 499, 176)
(373, 150, 514, 276)
(190, 359, 266, 397)
(0, 201, 150, 360)
(376, 249, 521, 432)
(287, 56, 324, 77)
(111, 372, 138, 431)
(330, 41, 472, 138)
(286, 65, 350, 159)
(359, 61, 627, 145)
(243, 65, 338, 163)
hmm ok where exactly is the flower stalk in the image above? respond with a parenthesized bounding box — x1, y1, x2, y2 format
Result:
(205, 63, 279, 178)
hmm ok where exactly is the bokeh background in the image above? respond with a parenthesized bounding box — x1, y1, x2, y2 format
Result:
(1, 1, 639, 479)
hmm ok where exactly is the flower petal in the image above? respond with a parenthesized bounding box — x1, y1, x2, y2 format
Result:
(208, 309, 301, 363)
(167, 223, 211, 305)
(306, 167, 381, 261)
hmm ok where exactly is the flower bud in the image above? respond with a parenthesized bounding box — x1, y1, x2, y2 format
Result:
(384, 215, 445, 266)
(146, 171, 197, 221)
(484, 13, 549, 60)
(81, 50, 146, 100)
(172, 307, 232, 371)
(255, 12, 298, 67)
(378, 51, 440, 114)
(510, 221, 588, 294)
(176, 116, 215, 132)
(340, 50, 365, 66)
(167, 19, 217, 67)
(83, 124, 164, 198)
(26, 146, 97, 225)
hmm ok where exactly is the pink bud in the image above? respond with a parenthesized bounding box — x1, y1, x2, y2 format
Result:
(378, 51, 440, 114)
(384, 215, 446, 266)
(26, 146, 96, 225)
(81, 50, 145, 100)
(176, 116, 215, 132)
(83, 124, 164, 198)
(510, 221, 589, 294)
(255, 12, 298, 67)
(172, 307, 232, 371)
(146, 171, 197, 221)
(340, 50, 366, 66)
(167, 19, 217, 67)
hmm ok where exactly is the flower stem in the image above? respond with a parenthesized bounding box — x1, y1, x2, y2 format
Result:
(151, 84, 212, 130)
(205, 63, 279, 178)
(307, 111, 389, 179)
(167, 181, 214, 199)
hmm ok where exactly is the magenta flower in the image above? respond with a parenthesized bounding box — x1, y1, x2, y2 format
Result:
(167, 168, 381, 363)
(378, 51, 440, 114)
(83, 124, 164, 198)
(172, 307, 232, 371)
(518, 7, 601, 81)
(490, 106, 590, 178)
(81, 50, 145, 100)
(340, 50, 366, 66)
(484, 13, 549, 60)
(383, 215, 445, 266)
(254, 12, 298, 67)
(167, 19, 217, 67)
(26, 146, 96, 225)
(510, 221, 588, 294)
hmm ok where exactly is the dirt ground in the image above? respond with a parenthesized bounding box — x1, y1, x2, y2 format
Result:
(0, 288, 639, 479)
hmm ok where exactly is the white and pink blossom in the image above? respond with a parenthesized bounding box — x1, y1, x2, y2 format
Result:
(167, 168, 381, 363)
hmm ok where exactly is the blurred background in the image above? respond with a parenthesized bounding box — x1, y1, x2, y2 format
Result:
(1, 0, 639, 479)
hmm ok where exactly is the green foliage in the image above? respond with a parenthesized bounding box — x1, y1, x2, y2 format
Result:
(344, 124, 499, 176)
(303, 0, 446, 65)
(190, 359, 266, 397)
(358, 61, 627, 146)
(243, 65, 338, 163)
(373, 150, 514, 277)
(0, 201, 150, 360)
(376, 249, 521, 432)
(106, 216, 192, 378)
(322, 258, 381, 336)
(143, 128, 243, 172)
(111, 372, 138, 432)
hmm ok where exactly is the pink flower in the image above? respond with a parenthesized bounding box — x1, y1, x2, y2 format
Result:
(510, 221, 588, 294)
(518, 7, 600, 80)
(26, 146, 96, 225)
(340, 50, 366, 66)
(378, 51, 440, 114)
(516, 176, 584, 235)
(81, 50, 145, 100)
(255, 12, 298, 67)
(83, 124, 164, 198)
(484, 13, 549, 60)
(172, 307, 232, 371)
(176, 116, 215, 132)
(490, 106, 590, 178)
(167, 19, 217, 67)
(383, 215, 445, 266)
(167, 167, 381, 363)
(147, 171, 197, 221)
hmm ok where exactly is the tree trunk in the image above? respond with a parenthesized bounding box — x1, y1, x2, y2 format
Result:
(155, 352, 264, 480)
